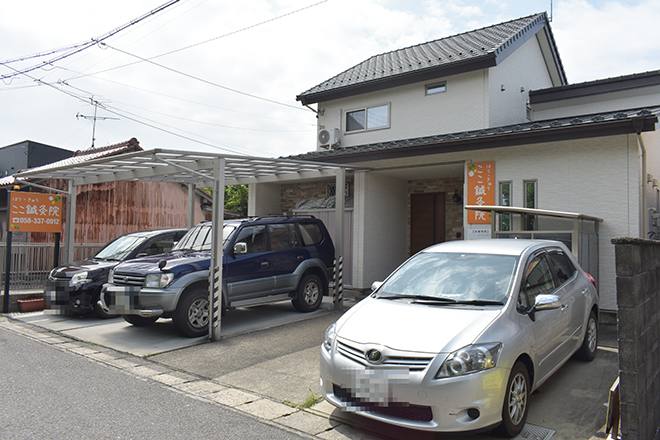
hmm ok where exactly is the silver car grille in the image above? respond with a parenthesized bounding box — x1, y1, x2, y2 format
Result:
(337, 340, 434, 372)
(112, 273, 146, 287)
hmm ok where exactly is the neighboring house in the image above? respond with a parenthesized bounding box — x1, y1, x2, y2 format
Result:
(1, 138, 210, 244)
(0, 140, 73, 234)
(246, 12, 660, 313)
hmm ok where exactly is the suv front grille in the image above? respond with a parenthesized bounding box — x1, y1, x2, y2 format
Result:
(112, 273, 146, 287)
(337, 341, 434, 372)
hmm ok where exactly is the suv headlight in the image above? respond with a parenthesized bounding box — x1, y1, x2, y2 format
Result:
(323, 323, 336, 352)
(108, 269, 114, 284)
(70, 271, 90, 286)
(435, 343, 502, 378)
(145, 273, 175, 288)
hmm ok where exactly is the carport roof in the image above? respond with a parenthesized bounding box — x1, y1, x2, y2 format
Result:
(13, 148, 365, 187)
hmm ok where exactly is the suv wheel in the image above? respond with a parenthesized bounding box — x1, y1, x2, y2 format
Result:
(292, 274, 324, 312)
(173, 288, 209, 338)
(123, 315, 158, 326)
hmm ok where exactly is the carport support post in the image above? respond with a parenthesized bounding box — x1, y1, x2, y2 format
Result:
(210, 158, 225, 341)
(64, 180, 76, 264)
(333, 168, 345, 311)
(187, 184, 195, 229)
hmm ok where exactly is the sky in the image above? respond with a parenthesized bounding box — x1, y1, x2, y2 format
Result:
(1, 0, 660, 159)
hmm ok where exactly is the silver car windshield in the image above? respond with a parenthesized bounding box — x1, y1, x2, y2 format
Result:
(376, 252, 519, 304)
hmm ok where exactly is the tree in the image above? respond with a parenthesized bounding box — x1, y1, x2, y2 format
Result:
(224, 185, 248, 217)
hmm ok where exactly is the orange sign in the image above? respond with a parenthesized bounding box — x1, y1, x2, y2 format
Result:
(9, 192, 63, 233)
(466, 161, 495, 224)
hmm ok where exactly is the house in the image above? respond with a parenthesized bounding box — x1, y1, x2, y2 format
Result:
(246, 12, 660, 313)
(1, 138, 210, 245)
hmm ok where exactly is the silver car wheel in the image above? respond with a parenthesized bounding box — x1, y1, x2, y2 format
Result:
(303, 281, 320, 305)
(188, 298, 209, 329)
(586, 316, 597, 353)
(508, 371, 527, 426)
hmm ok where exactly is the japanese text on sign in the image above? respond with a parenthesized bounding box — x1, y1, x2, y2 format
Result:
(9, 192, 63, 233)
(466, 161, 495, 224)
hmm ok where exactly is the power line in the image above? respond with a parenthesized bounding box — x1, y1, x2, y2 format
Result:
(64, 0, 328, 82)
(0, 0, 183, 81)
(99, 41, 306, 111)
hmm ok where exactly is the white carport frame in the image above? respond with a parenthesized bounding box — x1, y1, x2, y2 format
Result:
(15, 148, 363, 341)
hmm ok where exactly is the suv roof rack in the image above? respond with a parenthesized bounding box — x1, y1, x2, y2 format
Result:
(250, 214, 317, 221)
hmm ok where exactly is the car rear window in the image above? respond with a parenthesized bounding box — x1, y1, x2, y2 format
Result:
(298, 223, 323, 246)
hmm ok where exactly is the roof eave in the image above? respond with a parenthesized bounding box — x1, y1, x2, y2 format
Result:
(304, 116, 657, 164)
(296, 55, 497, 106)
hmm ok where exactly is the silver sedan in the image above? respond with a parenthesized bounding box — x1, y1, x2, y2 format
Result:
(320, 239, 599, 437)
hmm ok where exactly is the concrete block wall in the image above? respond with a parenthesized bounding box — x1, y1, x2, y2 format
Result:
(613, 238, 660, 440)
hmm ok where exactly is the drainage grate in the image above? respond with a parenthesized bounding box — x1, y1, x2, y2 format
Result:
(512, 424, 555, 440)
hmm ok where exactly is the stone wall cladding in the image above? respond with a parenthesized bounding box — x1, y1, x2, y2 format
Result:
(612, 238, 660, 440)
(281, 182, 332, 215)
(408, 178, 464, 246)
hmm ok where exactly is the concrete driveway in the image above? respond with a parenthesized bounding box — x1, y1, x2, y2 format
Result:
(7, 296, 619, 440)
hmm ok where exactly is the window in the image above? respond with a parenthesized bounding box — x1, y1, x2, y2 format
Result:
(547, 251, 576, 285)
(426, 82, 446, 95)
(346, 104, 389, 132)
(518, 254, 556, 311)
(268, 224, 301, 250)
(298, 223, 323, 246)
(234, 225, 267, 253)
(524, 180, 537, 230)
(499, 181, 512, 231)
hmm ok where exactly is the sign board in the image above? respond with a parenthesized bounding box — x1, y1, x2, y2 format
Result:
(466, 161, 495, 224)
(9, 192, 63, 233)
(466, 228, 492, 240)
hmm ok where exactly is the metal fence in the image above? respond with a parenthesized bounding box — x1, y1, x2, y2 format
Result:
(0, 243, 104, 291)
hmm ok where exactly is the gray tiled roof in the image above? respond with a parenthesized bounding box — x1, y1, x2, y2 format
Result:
(286, 107, 660, 162)
(297, 12, 555, 104)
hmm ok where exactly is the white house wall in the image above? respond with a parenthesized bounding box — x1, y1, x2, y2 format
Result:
(248, 182, 281, 216)
(532, 84, 660, 120)
(352, 171, 408, 289)
(317, 70, 489, 149)
(488, 35, 555, 127)
(460, 134, 639, 311)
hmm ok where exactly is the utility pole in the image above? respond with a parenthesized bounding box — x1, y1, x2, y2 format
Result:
(76, 97, 118, 149)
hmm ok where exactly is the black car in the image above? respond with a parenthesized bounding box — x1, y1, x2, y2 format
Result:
(46, 228, 187, 318)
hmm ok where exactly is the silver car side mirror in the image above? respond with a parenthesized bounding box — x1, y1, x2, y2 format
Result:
(234, 242, 248, 254)
(371, 281, 383, 291)
(534, 294, 561, 311)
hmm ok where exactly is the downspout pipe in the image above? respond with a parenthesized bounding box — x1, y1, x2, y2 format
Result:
(633, 118, 648, 238)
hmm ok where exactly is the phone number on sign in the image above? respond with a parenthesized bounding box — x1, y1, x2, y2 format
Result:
(11, 217, 60, 225)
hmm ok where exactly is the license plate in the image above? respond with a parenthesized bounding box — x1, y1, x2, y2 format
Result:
(350, 369, 409, 404)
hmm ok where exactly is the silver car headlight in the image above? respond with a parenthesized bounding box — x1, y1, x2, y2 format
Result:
(145, 273, 175, 288)
(69, 271, 90, 286)
(435, 343, 502, 378)
(323, 323, 336, 352)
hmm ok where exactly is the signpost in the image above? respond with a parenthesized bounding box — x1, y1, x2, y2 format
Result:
(3, 192, 63, 312)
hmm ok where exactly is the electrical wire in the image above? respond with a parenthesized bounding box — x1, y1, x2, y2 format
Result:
(64, 0, 328, 82)
(0, 0, 182, 81)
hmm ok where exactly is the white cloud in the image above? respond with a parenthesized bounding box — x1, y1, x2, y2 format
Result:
(1, 0, 659, 157)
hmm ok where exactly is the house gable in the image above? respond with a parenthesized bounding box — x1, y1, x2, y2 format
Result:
(302, 13, 566, 150)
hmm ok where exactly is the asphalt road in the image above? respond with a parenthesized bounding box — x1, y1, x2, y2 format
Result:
(0, 326, 310, 440)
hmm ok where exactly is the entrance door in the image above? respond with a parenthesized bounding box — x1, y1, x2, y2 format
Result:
(410, 193, 446, 255)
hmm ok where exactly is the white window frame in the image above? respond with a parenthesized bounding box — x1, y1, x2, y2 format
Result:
(345, 103, 390, 134)
(425, 82, 447, 95)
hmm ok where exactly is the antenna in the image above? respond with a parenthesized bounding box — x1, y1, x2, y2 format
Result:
(549, 0, 553, 22)
(76, 96, 119, 149)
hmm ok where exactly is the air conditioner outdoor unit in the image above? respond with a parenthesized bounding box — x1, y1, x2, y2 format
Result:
(318, 128, 340, 148)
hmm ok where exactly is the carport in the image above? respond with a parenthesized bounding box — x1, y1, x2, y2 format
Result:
(14, 148, 364, 340)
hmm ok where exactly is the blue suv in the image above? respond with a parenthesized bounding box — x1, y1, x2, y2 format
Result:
(100, 216, 335, 337)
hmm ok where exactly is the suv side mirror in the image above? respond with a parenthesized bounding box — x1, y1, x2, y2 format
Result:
(234, 242, 248, 255)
